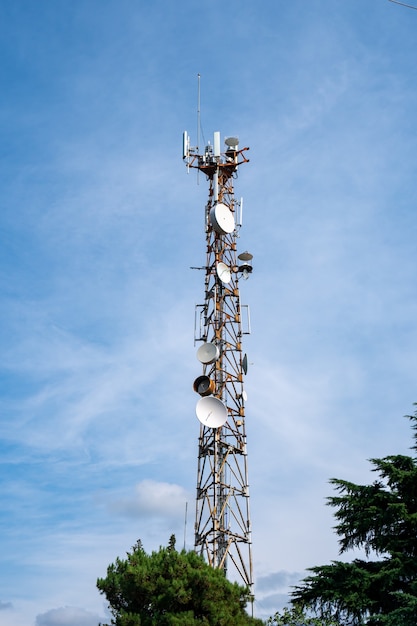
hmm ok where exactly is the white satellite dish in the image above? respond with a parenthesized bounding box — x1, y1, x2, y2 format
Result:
(225, 136, 239, 149)
(210, 203, 235, 235)
(197, 342, 219, 364)
(196, 396, 228, 428)
(216, 262, 231, 284)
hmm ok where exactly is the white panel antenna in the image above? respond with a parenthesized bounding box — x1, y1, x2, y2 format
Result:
(213, 131, 221, 158)
(238, 197, 243, 227)
(183, 131, 189, 159)
(213, 171, 219, 202)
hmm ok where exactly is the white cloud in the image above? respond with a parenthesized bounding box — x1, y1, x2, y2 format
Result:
(110, 479, 191, 520)
(36, 606, 103, 626)
(256, 570, 302, 593)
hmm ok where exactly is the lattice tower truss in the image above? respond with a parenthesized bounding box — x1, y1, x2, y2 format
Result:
(183, 131, 253, 595)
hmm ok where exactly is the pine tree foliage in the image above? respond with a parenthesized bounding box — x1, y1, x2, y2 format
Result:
(97, 535, 263, 626)
(292, 409, 417, 626)
(267, 603, 342, 625)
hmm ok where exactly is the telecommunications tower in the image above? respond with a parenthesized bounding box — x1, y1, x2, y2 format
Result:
(183, 128, 254, 595)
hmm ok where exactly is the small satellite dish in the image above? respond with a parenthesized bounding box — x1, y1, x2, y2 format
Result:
(225, 136, 239, 149)
(210, 203, 235, 235)
(216, 262, 231, 284)
(197, 342, 219, 364)
(193, 375, 215, 397)
(196, 396, 228, 428)
(242, 353, 248, 375)
(238, 251, 253, 261)
(236, 390, 248, 402)
(238, 251, 253, 279)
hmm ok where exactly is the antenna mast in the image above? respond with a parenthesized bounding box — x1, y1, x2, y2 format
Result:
(183, 127, 254, 597)
(197, 73, 201, 154)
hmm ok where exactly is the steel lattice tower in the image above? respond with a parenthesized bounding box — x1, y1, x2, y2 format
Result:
(183, 130, 254, 596)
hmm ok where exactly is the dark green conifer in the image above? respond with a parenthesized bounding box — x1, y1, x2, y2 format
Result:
(97, 535, 263, 626)
(292, 408, 417, 626)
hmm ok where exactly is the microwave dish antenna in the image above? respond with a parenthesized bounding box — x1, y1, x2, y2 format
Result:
(196, 342, 219, 364)
(225, 136, 239, 149)
(196, 396, 228, 428)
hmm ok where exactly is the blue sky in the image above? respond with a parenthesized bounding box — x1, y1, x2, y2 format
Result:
(1, 1, 417, 624)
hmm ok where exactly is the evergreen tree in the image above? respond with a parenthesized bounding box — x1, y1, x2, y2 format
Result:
(97, 535, 263, 626)
(267, 603, 342, 625)
(292, 409, 417, 626)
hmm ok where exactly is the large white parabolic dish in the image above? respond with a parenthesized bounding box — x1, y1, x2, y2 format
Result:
(196, 396, 228, 428)
(210, 203, 235, 235)
(216, 262, 231, 284)
(197, 342, 219, 364)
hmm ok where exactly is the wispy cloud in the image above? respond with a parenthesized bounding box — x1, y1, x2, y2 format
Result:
(36, 606, 103, 626)
(257, 570, 303, 593)
(109, 479, 191, 520)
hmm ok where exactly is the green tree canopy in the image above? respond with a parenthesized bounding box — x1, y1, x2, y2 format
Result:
(292, 409, 417, 626)
(97, 535, 263, 626)
(267, 603, 342, 625)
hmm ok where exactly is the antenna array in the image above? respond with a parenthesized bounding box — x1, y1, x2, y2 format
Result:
(183, 129, 254, 596)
